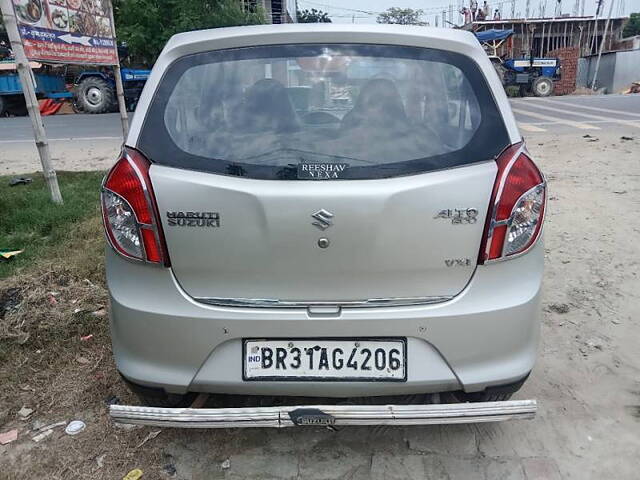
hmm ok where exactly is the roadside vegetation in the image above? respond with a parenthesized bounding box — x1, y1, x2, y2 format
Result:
(0, 173, 169, 477)
(112, 0, 265, 65)
(0, 171, 104, 279)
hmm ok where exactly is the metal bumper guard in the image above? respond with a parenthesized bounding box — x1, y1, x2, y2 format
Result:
(110, 400, 537, 428)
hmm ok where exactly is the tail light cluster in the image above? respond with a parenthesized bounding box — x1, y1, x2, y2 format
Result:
(479, 142, 546, 263)
(101, 147, 170, 266)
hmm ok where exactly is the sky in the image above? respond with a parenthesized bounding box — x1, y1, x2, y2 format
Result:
(296, 0, 639, 25)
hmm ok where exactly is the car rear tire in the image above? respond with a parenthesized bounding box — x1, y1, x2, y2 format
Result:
(453, 373, 529, 403)
(75, 77, 115, 114)
(136, 392, 196, 408)
(454, 391, 514, 402)
(120, 373, 196, 407)
(532, 76, 554, 97)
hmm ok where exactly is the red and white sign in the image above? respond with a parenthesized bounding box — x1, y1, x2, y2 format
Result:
(12, 0, 117, 65)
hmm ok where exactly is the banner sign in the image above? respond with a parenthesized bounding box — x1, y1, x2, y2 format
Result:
(12, 0, 117, 65)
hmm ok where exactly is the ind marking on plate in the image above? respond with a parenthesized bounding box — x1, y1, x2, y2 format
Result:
(298, 163, 349, 179)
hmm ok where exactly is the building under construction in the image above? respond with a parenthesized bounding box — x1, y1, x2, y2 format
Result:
(469, 15, 629, 57)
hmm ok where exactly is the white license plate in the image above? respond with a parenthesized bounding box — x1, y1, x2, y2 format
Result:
(243, 338, 406, 381)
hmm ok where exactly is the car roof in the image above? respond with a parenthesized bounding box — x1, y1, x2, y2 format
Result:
(160, 24, 484, 63)
(164, 24, 481, 53)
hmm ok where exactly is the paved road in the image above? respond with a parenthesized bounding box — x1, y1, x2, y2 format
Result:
(0, 112, 125, 144)
(511, 94, 640, 134)
(1, 94, 639, 145)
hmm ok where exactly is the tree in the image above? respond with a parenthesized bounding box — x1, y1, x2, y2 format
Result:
(623, 12, 640, 37)
(297, 8, 332, 23)
(376, 7, 426, 25)
(112, 0, 265, 66)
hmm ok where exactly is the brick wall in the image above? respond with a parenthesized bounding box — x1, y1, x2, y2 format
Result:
(547, 47, 579, 95)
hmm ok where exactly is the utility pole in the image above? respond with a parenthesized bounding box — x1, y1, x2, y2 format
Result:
(108, 3, 129, 138)
(591, 0, 615, 90)
(0, 0, 63, 204)
(590, 0, 603, 55)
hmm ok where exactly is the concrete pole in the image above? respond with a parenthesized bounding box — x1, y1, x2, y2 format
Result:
(108, 1, 129, 138)
(591, 0, 615, 90)
(0, 0, 63, 204)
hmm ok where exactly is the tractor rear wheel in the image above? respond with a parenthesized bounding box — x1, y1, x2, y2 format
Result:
(76, 77, 115, 114)
(532, 76, 554, 97)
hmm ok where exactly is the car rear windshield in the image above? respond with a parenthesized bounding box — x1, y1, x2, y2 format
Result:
(138, 43, 510, 180)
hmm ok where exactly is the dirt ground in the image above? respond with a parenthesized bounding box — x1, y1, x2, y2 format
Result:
(1, 139, 120, 176)
(1, 129, 639, 479)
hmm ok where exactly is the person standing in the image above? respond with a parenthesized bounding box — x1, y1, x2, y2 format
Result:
(460, 6, 472, 24)
(470, 0, 478, 21)
(482, 1, 490, 18)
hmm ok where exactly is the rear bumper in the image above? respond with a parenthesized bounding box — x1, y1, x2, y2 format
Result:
(110, 400, 537, 428)
(106, 241, 542, 396)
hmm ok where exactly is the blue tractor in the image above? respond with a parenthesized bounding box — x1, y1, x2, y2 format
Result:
(73, 44, 150, 114)
(73, 66, 150, 114)
(475, 29, 561, 97)
(0, 42, 150, 115)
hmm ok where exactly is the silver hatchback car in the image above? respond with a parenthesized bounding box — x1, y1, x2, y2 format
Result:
(103, 24, 545, 417)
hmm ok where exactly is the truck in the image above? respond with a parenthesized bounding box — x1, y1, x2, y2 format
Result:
(0, 60, 72, 116)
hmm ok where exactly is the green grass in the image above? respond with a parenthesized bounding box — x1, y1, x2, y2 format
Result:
(0, 171, 105, 279)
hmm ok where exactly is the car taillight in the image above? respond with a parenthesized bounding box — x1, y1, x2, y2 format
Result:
(101, 147, 170, 266)
(479, 142, 546, 263)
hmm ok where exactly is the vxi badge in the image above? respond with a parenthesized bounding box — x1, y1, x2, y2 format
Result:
(166, 211, 220, 227)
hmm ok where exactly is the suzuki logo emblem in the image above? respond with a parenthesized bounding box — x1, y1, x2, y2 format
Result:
(311, 209, 334, 231)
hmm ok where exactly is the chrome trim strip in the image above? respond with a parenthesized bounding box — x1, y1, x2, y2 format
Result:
(193, 295, 454, 309)
(110, 400, 537, 428)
